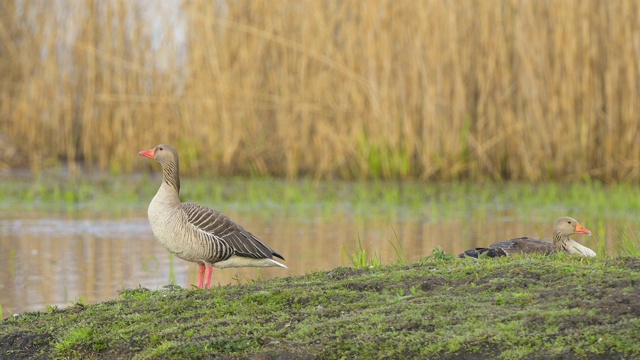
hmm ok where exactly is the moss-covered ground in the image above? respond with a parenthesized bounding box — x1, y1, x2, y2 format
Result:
(1, 252, 639, 359)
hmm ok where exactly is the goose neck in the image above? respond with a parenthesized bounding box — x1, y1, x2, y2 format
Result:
(161, 160, 180, 192)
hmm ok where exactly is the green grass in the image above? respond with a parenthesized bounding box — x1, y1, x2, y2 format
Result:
(388, 228, 408, 265)
(1, 255, 639, 359)
(345, 229, 409, 268)
(53, 326, 92, 356)
(2, 175, 640, 217)
(614, 225, 640, 257)
(343, 235, 382, 269)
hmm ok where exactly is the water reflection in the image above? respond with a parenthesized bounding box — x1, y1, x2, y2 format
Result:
(0, 209, 616, 318)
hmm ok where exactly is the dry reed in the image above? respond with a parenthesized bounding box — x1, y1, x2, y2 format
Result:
(1, 0, 639, 182)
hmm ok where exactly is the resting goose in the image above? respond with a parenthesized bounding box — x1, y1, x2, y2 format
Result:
(459, 217, 596, 258)
(139, 144, 287, 289)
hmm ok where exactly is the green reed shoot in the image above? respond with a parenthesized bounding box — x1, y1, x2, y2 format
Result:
(344, 235, 382, 269)
(388, 228, 407, 265)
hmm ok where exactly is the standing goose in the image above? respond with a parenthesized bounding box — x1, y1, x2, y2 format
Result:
(459, 217, 596, 258)
(139, 144, 287, 289)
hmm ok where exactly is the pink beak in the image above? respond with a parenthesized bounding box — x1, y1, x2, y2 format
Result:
(575, 223, 592, 236)
(138, 148, 155, 159)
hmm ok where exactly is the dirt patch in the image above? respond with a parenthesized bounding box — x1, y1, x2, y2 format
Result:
(325, 267, 367, 281)
(605, 257, 640, 270)
(566, 279, 640, 317)
(457, 269, 541, 292)
(599, 291, 640, 317)
(420, 276, 448, 291)
(0, 330, 52, 359)
(343, 280, 385, 293)
(251, 352, 318, 360)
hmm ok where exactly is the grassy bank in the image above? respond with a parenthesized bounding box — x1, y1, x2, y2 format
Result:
(1, 253, 639, 359)
(2, 1, 640, 181)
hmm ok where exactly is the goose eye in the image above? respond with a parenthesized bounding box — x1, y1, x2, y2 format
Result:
(158, 147, 163, 151)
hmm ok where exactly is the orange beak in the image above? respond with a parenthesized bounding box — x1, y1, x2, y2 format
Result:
(138, 148, 156, 159)
(575, 223, 592, 236)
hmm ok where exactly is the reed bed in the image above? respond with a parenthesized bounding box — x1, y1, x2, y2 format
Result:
(1, 0, 640, 181)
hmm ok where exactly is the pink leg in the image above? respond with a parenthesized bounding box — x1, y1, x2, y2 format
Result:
(197, 263, 206, 289)
(204, 266, 213, 289)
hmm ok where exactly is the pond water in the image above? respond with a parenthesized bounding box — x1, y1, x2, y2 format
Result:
(0, 178, 635, 318)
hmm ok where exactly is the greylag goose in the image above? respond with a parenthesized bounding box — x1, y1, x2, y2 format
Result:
(459, 217, 596, 258)
(139, 144, 287, 289)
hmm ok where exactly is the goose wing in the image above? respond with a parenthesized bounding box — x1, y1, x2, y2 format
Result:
(490, 237, 556, 255)
(459, 237, 556, 258)
(180, 203, 284, 260)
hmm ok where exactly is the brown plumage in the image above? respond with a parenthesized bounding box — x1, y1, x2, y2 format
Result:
(139, 144, 287, 289)
(459, 217, 596, 258)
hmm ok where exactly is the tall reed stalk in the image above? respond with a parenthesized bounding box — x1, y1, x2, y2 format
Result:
(1, 0, 639, 181)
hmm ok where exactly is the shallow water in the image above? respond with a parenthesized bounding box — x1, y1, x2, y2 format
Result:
(0, 179, 632, 318)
